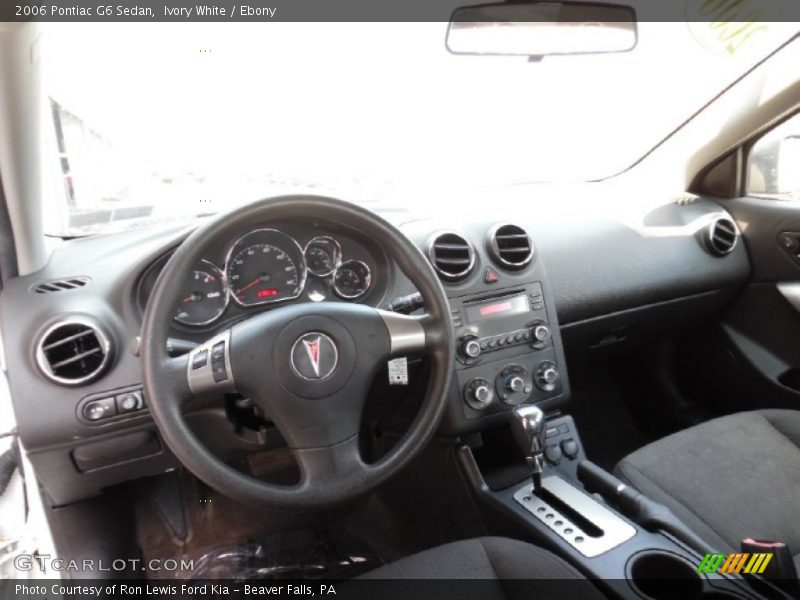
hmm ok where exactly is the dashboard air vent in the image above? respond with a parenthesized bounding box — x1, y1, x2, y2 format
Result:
(489, 223, 534, 269)
(32, 277, 90, 294)
(36, 319, 111, 385)
(704, 217, 738, 256)
(428, 232, 476, 281)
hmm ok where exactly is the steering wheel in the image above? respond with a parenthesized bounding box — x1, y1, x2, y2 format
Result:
(141, 196, 455, 510)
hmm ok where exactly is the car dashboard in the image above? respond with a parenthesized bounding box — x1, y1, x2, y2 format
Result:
(0, 193, 751, 505)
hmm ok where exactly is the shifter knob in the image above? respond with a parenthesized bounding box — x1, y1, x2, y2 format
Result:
(511, 404, 547, 495)
(511, 404, 546, 456)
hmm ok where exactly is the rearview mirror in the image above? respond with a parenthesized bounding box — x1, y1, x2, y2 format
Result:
(447, 1, 637, 57)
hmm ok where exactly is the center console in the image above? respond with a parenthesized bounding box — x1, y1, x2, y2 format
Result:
(452, 283, 562, 414)
(440, 277, 570, 435)
(457, 411, 784, 600)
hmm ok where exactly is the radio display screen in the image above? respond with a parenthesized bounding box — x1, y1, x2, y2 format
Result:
(465, 294, 530, 321)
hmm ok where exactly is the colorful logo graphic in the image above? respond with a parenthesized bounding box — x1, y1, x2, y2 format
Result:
(697, 552, 773, 575)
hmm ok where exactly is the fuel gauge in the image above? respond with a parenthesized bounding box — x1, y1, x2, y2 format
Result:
(305, 236, 341, 277)
(332, 260, 371, 300)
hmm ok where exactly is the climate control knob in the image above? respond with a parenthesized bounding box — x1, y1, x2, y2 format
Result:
(496, 364, 532, 406)
(535, 361, 560, 391)
(460, 337, 482, 359)
(507, 376, 525, 393)
(464, 378, 494, 410)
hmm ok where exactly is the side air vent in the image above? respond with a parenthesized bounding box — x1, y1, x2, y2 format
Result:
(35, 319, 112, 386)
(488, 223, 534, 269)
(704, 217, 738, 256)
(31, 277, 90, 294)
(428, 232, 476, 281)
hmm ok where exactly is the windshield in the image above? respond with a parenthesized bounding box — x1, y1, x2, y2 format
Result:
(43, 22, 797, 236)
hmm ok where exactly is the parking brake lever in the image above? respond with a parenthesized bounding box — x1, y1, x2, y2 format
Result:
(577, 460, 712, 555)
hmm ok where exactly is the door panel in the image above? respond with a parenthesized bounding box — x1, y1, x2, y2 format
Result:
(679, 196, 800, 413)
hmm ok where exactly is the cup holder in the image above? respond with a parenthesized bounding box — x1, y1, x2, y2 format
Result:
(628, 551, 704, 599)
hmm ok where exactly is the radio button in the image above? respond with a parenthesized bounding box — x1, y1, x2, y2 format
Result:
(533, 324, 551, 342)
(460, 338, 482, 359)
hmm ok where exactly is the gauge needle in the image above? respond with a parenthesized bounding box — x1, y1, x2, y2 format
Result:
(182, 295, 195, 303)
(236, 278, 262, 296)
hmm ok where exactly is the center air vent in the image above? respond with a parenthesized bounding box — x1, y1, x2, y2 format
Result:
(704, 217, 738, 256)
(36, 319, 111, 386)
(488, 223, 534, 269)
(428, 232, 476, 281)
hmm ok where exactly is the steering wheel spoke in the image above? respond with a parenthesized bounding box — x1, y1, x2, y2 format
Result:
(293, 435, 368, 489)
(377, 310, 429, 357)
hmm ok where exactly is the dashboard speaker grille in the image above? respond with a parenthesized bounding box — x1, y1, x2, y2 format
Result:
(36, 319, 111, 385)
(489, 224, 534, 269)
(32, 277, 90, 294)
(428, 232, 475, 281)
(705, 217, 738, 256)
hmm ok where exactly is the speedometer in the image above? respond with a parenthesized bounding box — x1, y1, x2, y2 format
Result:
(226, 229, 306, 307)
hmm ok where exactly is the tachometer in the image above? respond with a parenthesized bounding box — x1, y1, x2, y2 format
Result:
(174, 260, 228, 326)
(226, 229, 306, 307)
(332, 260, 371, 299)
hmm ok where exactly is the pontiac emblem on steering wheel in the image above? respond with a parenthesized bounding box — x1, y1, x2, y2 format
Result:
(290, 332, 338, 381)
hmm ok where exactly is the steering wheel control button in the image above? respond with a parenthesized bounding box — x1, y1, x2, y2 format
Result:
(84, 397, 117, 421)
(545, 443, 563, 465)
(210, 341, 228, 382)
(561, 438, 579, 459)
(186, 330, 236, 396)
(191, 350, 208, 370)
(116, 391, 144, 413)
(464, 378, 494, 410)
(290, 332, 338, 381)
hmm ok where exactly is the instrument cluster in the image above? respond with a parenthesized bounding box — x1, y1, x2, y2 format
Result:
(171, 228, 374, 327)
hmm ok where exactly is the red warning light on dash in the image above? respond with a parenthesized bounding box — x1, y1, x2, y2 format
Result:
(255, 288, 280, 299)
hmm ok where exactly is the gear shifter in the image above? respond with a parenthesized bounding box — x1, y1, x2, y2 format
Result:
(511, 404, 547, 495)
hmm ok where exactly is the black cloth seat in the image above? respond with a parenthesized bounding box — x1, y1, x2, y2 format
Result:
(615, 409, 800, 569)
(360, 537, 605, 599)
